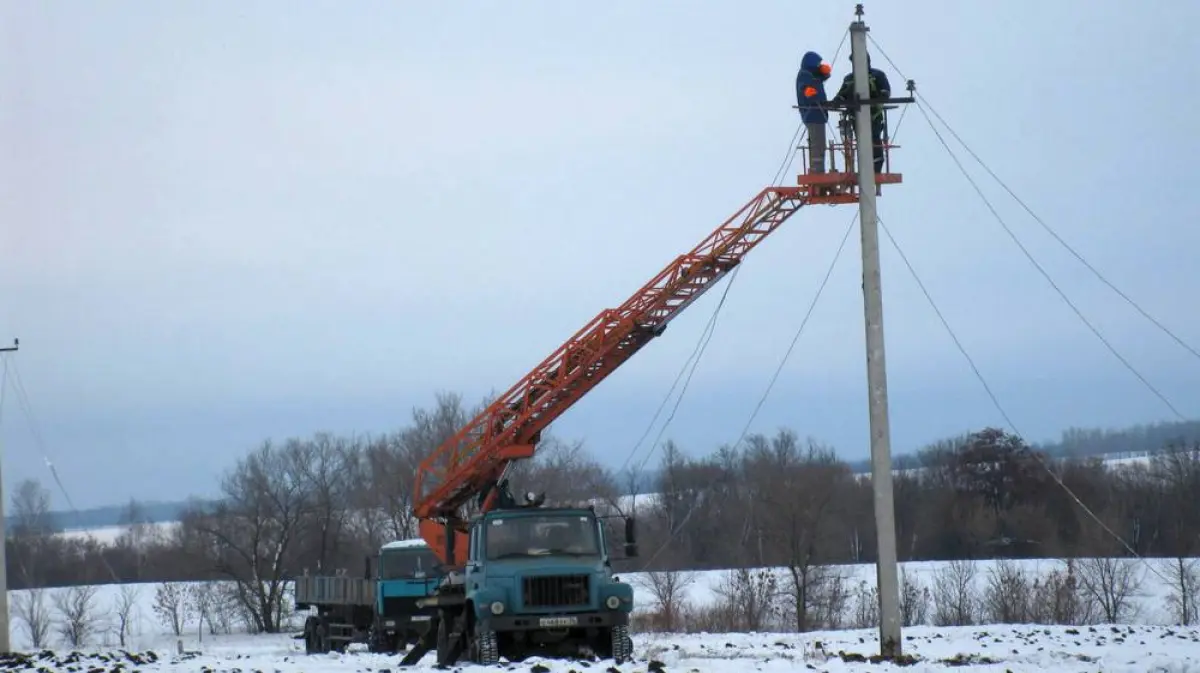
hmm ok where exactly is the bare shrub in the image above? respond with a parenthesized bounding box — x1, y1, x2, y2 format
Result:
(682, 601, 738, 633)
(932, 559, 978, 626)
(12, 588, 52, 649)
(154, 582, 191, 636)
(112, 584, 142, 647)
(1164, 557, 1200, 626)
(711, 568, 780, 632)
(53, 585, 102, 647)
(808, 566, 850, 630)
(1076, 557, 1143, 623)
(899, 568, 931, 626)
(187, 578, 223, 633)
(982, 559, 1033, 623)
(1030, 559, 1091, 625)
(634, 571, 696, 633)
(851, 580, 879, 629)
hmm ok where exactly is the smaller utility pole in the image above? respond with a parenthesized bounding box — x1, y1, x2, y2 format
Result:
(848, 6, 903, 659)
(0, 337, 18, 654)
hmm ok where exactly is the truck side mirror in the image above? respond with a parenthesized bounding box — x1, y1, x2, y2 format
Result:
(624, 517, 638, 558)
(364, 555, 373, 580)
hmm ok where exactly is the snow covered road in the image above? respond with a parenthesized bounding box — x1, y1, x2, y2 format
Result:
(2, 624, 1196, 672)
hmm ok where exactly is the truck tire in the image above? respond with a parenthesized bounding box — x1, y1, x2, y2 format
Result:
(471, 628, 499, 665)
(611, 625, 632, 664)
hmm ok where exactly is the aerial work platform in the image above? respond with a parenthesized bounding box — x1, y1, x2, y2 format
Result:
(793, 99, 911, 205)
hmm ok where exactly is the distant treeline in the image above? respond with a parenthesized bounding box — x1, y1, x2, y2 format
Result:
(6, 392, 1200, 638)
(3, 499, 199, 532)
(14, 418, 1199, 532)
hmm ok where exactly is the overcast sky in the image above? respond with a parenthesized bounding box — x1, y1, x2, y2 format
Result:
(3, 1, 1199, 510)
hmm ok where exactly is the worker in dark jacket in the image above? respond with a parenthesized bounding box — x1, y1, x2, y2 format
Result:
(831, 53, 892, 173)
(795, 50, 832, 174)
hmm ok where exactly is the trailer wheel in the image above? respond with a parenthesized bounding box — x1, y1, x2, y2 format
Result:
(313, 617, 331, 654)
(303, 617, 318, 655)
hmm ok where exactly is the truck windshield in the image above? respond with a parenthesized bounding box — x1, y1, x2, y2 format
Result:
(485, 514, 600, 560)
(379, 547, 440, 580)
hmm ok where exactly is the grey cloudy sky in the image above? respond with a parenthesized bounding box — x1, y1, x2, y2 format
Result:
(3, 1, 1199, 510)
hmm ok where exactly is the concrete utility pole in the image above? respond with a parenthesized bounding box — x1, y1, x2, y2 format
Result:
(0, 337, 17, 654)
(848, 8, 903, 659)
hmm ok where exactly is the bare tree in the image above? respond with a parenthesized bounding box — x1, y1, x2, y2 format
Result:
(635, 570, 697, 632)
(1076, 557, 1144, 623)
(10, 479, 55, 537)
(53, 585, 102, 648)
(750, 432, 846, 632)
(982, 559, 1034, 624)
(112, 584, 142, 647)
(508, 435, 619, 509)
(290, 434, 362, 572)
(12, 588, 52, 649)
(154, 582, 191, 636)
(361, 393, 472, 545)
(1164, 557, 1200, 626)
(932, 560, 979, 626)
(114, 498, 164, 580)
(182, 440, 315, 633)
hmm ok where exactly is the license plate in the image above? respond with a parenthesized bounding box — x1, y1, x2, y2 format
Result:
(412, 615, 431, 621)
(538, 616, 578, 627)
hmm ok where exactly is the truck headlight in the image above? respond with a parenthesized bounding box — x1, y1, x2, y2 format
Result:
(490, 601, 505, 615)
(605, 595, 621, 610)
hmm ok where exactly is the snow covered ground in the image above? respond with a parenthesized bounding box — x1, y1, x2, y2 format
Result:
(5, 557, 1198, 671)
(2, 623, 1197, 672)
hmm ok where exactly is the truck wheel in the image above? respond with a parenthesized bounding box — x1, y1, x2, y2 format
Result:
(611, 625, 632, 664)
(315, 620, 331, 654)
(471, 628, 499, 665)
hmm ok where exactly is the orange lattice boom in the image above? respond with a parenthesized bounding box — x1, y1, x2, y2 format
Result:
(413, 186, 812, 565)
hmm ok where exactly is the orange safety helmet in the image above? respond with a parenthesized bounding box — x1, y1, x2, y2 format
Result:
(819, 62, 832, 76)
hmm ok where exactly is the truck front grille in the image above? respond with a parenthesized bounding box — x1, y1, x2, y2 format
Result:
(522, 574, 591, 608)
(382, 596, 427, 618)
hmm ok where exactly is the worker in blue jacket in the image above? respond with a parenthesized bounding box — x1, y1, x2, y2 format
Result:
(795, 50, 832, 175)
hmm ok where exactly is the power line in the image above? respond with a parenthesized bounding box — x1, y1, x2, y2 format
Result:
(617, 31, 854, 490)
(638, 210, 858, 571)
(7, 358, 123, 584)
(866, 32, 1200, 367)
(876, 214, 1174, 587)
(912, 98, 1186, 421)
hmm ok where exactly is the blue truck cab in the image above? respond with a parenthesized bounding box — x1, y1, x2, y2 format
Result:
(416, 502, 637, 665)
(372, 538, 443, 650)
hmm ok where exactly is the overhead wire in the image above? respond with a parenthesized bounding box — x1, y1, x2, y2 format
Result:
(638, 210, 858, 571)
(6, 356, 123, 584)
(864, 32, 1180, 583)
(866, 32, 1200, 369)
(877, 214, 1175, 587)
(616, 28, 851, 495)
(909, 86, 1185, 421)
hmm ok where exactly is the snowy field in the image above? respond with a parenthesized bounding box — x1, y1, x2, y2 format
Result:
(5, 557, 1199, 672)
(3, 624, 1197, 672)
